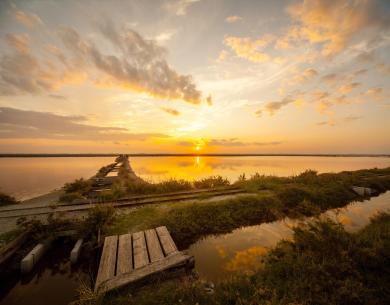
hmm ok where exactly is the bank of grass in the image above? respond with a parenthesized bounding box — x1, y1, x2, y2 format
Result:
(96, 176, 231, 201)
(98, 212, 390, 305)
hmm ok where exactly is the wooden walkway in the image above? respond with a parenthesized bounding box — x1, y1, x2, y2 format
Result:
(94, 226, 193, 294)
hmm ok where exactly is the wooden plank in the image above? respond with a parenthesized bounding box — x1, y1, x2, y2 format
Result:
(97, 252, 192, 293)
(132, 231, 149, 269)
(156, 226, 178, 256)
(95, 235, 118, 291)
(145, 229, 164, 262)
(117, 234, 132, 275)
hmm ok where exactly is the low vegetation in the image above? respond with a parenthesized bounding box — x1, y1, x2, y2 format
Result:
(0, 192, 19, 206)
(98, 212, 390, 305)
(59, 178, 92, 202)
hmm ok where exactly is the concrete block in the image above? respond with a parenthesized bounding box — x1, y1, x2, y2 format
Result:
(70, 238, 83, 264)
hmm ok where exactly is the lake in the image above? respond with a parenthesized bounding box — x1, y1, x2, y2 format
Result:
(0, 156, 390, 200)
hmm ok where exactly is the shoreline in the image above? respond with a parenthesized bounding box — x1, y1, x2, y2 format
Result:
(1, 153, 389, 158)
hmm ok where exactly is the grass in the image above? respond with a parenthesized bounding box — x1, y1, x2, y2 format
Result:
(95, 212, 390, 305)
(59, 178, 92, 202)
(103, 167, 390, 249)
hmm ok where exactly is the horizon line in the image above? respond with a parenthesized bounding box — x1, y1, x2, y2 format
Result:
(0, 153, 389, 158)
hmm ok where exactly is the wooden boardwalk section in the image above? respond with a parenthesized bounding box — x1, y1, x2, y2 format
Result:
(94, 226, 193, 294)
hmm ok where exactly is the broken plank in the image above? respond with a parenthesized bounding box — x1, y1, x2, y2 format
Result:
(145, 229, 164, 262)
(156, 226, 177, 256)
(97, 252, 192, 294)
(95, 235, 118, 291)
(132, 231, 148, 269)
(117, 233, 132, 275)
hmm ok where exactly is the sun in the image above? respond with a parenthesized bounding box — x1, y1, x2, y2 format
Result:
(195, 145, 201, 151)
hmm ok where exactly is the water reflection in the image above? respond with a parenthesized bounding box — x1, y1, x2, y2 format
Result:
(1, 156, 390, 200)
(0, 239, 89, 305)
(188, 192, 390, 282)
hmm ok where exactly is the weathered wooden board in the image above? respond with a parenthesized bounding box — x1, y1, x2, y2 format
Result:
(132, 231, 149, 269)
(98, 253, 192, 293)
(95, 235, 118, 291)
(117, 233, 132, 275)
(156, 226, 178, 255)
(145, 229, 164, 262)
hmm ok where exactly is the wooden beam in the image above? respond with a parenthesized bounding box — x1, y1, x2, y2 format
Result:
(94, 235, 118, 291)
(97, 252, 192, 294)
(156, 226, 178, 256)
(117, 233, 132, 275)
(145, 229, 164, 262)
(132, 231, 149, 269)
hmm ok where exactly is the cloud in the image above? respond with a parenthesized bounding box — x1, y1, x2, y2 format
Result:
(284, 0, 390, 56)
(0, 21, 207, 104)
(316, 120, 334, 126)
(178, 138, 282, 147)
(257, 95, 301, 116)
(0, 50, 86, 95)
(289, 68, 318, 85)
(338, 82, 361, 94)
(223, 34, 274, 63)
(5, 33, 30, 54)
(364, 87, 383, 100)
(48, 94, 67, 100)
(208, 138, 283, 147)
(343, 115, 362, 122)
(164, 0, 201, 16)
(321, 73, 338, 85)
(0, 107, 167, 141)
(225, 15, 242, 23)
(161, 107, 180, 116)
(13, 10, 43, 28)
(376, 63, 390, 75)
(58, 23, 204, 104)
(154, 30, 177, 43)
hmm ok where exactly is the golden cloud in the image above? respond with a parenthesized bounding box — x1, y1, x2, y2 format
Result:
(223, 34, 274, 63)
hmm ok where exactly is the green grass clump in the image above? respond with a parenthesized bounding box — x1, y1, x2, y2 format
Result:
(193, 175, 230, 188)
(154, 194, 279, 248)
(59, 178, 92, 202)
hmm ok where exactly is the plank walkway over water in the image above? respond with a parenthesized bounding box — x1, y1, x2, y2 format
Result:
(94, 226, 193, 294)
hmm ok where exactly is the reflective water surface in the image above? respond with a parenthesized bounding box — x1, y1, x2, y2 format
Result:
(1, 156, 390, 200)
(0, 239, 89, 305)
(188, 192, 390, 282)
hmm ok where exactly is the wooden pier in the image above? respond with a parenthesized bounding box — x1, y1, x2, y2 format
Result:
(94, 226, 193, 294)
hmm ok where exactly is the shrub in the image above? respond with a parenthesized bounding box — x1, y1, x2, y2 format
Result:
(193, 176, 230, 189)
(59, 192, 85, 203)
(63, 178, 92, 195)
(0, 192, 19, 206)
(81, 205, 116, 243)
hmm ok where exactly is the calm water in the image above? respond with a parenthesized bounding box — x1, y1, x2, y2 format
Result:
(188, 192, 390, 282)
(0, 239, 89, 305)
(1, 156, 390, 200)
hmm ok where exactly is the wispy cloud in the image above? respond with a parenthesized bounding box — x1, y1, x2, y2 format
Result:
(13, 9, 43, 28)
(223, 34, 274, 63)
(164, 0, 201, 16)
(0, 107, 168, 141)
(161, 107, 180, 116)
(225, 15, 242, 23)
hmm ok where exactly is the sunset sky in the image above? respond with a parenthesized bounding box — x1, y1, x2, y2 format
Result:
(0, 0, 389, 154)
